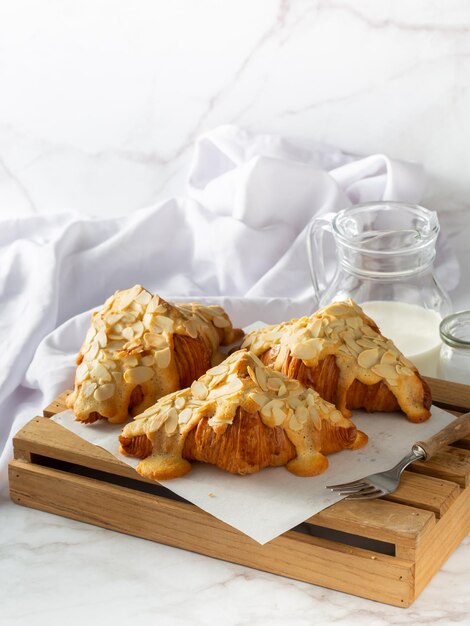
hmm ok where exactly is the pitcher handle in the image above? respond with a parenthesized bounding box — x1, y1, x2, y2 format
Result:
(306, 212, 336, 303)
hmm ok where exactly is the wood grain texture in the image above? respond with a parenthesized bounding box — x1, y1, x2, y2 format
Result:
(8, 377, 470, 608)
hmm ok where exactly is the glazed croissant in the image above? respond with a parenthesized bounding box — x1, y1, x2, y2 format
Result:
(119, 350, 368, 479)
(66, 285, 243, 424)
(242, 300, 432, 423)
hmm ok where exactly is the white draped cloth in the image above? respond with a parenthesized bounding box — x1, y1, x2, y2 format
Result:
(0, 125, 458, 494)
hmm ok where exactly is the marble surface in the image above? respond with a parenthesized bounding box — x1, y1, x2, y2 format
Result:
(1, 498, 470, 626)
(1, 0, 470, 219)
(2, 1, 470, 624)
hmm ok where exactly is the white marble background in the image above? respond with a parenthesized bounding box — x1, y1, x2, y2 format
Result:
(2, 1, 470, 625)
(1, 0, 470, 218)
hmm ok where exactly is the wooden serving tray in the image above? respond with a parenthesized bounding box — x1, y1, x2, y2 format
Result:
(8, 378, 470, 608)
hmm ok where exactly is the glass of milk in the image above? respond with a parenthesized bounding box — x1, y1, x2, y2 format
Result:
(438, 311, 470, 384)
(307, 202, 452, 377)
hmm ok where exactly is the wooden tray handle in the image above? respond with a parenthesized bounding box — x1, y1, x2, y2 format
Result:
(415, 411, 470, 460)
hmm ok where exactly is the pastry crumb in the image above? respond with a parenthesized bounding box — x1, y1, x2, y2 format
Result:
(208, 492, 215, 497)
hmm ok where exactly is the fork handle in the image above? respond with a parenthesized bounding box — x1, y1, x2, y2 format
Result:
(414, 411, 470, 460)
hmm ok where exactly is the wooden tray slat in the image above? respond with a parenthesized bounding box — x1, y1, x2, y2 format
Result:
(9, 375, 470, 608)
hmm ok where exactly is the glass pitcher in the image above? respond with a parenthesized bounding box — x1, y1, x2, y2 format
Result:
(307, 201, 452, 376)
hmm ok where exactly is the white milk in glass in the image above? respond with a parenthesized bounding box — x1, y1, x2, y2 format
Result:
(361, 301, 442, 377)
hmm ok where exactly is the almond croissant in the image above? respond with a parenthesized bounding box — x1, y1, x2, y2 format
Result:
(241, 300, 432, 423)
(66, 285, 243, 424)
(119, 350, 367, 479)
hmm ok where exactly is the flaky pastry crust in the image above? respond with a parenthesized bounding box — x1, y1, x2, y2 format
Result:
(119, 350, 367, 479)
(66, 285, 243, 424)
(242, 300, 431, 422)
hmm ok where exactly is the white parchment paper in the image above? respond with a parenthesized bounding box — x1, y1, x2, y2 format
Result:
(50, 405, 455, 545)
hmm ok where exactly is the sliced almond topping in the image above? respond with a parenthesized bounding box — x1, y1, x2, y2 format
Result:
(209, 363, 228, 377)
(362, 325, 377, 338)
(141, 354, 154, 367)
(147, 295, 161, 313)
(381, 350, 397, 365)
(288, 396, 302, 409)
(184, 320, 199, 339)
(346, 317, 362, 330)
(124, 366, 154, 385)
(132, 321, 144, 338)
(155, 315, 174, 333)
(91, 363, 111, 383)
(272, 406, 286, 426)
(164, 408, 179, 434)
(295, 406, 308, 424)
(155, 347, 171, 369)
(144, 333, 167, 349)
(175, 396, 186, 409)
(191, 381, 208, 400)
(118, 289, 138, 311)
(371, 364, 399, 380)
(93, 383, 115, 402)
(106, 313, 124, 326)
(329, 410, 343, 424)
(85, 327, 96, 344)
(76, 362, 89, 383)
(291, 338, 324, 361)
(178, 407, 192, 425)
(85, 341, 99, 361)
(357, 338, 377, 349)
(277, 383, 287, 397)
(309, 318, 323, 338)
(135, 290, 152, 306)
(310, 408, 322, 430)
(357, 347, 380, 369)
(123, 355, 139, 368)
(249, 392, 269, 409)
(112, 371, 123, 384)
(255, 366, 268, 391)
(122, 327, 134, 341)
(288, 414, 302, 432)
(267, 377, 282, 391)
(121, 312, 137, 324)
(247, 365, 258, 385)
(213, 316, 231, 329)
(82, 380, 97, 398)
(397, 364, 414, 377)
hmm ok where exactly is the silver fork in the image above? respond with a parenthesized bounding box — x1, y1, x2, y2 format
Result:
(327, 410, 470, 500)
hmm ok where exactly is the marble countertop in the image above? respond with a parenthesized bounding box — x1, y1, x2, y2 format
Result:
(1, 498, 469, 626)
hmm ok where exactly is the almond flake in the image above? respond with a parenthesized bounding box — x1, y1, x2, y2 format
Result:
(330, 410, 343, 424)
(91, 363, 111, 383)
(267, 377, 282, 391)
(85, 341, 99, 361)
(85, 327, 96, 344)
(147, 295, 161, 313)
(191, 381, 208, 400)
(371, 364, 399, 380)
(247, 365, 258, 386)
(357, 338, 377, 349)
(309, 318, 323, 338)
(272, 406, 286, 426)
(295, 406, 308, 424)
(164, 408, 179, 434)
(357, 347, 380, 369)
(93, 383, 115, 402)
(135, 290, 152, 306)
(249, 392, 269, 409)
(106, 313, 124, 326)
(184, 320, 199, 339)
(123, 356, 139, 368)
(397, 364, 414, 377)
(277, 383, 287, 397)
(291, 338, 324, 361)
(255, 366, 268, 391)
(289, 413, 304, 431)
(141, 354, 154, 367)
(76, 362, 89, 383)
(381, 350, 397, 365)
(82, 380, 97, 398)
(144, 333, 167, 349)
(155, 315, 174, 333)
(122, 327, 134, 341)
(213, 316, 230, 329)
(132, 321, 144, 338)
(209, 363, 228, 376)
(123, 366, 154, 385)
(178, 408, 192, 425)
(175, 396, 186, 409)
(311, 409, 322, 430)
(155, 347, 171, 369)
